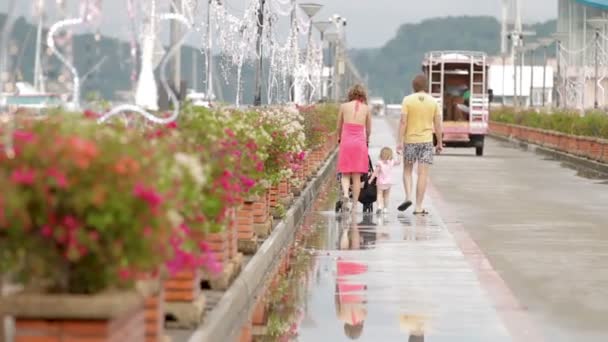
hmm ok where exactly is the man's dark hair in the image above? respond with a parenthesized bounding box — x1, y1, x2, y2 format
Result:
(412, 74, 428, 93)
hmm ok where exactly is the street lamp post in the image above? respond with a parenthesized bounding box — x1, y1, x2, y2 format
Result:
(325, 32, 338, 101)
(299, 3, 323, 104)
(313, 21, 332, 100)
(253, 0, 266, 106)
(527, 43, 539, 107)
(587, 18, 608, 109)
(206, 0, 215, 101)
(552, 32, 569, 108)
(538, 38, 554, 107)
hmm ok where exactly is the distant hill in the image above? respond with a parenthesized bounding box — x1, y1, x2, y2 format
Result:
(351, 16, 557, 103)
(1, 14, 555, 104)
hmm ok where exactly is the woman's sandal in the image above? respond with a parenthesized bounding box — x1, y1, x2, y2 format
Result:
(413, 209, 429, 216)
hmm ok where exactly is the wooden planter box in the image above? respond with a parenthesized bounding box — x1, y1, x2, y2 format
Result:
(4, 291, 145, 342)
(252, 192, 272, 239)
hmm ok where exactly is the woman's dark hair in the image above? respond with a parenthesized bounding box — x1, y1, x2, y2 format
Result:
(344, 322, 364, 339)
(347, 84, 368, 104)
(412, 74, 428, 92)
(409, 334, 425, 342)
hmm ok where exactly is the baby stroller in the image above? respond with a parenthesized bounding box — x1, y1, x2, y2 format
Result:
(335, 156, 377, 214)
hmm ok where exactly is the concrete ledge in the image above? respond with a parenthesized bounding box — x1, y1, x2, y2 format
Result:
(188, 149, 338, 342)
(0, 291, 143, 319)
(490, 133, 608, 176)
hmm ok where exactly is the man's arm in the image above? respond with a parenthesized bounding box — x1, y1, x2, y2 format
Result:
(433, 102, 443, 153)
(398, 103, 408, 152)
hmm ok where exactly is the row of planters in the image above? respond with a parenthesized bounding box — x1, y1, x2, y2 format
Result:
(490, 108, 608, 163)
(0, 103, 338, 342)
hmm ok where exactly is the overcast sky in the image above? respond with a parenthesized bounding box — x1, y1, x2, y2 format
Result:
(3, 0, 557, 48)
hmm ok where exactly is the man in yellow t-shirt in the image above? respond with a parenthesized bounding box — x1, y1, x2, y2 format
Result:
(396, 75, 443, 214)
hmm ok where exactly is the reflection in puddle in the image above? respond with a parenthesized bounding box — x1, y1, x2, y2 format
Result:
(261, 181, 510, 341)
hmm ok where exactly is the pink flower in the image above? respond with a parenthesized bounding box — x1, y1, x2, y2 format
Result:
(13, 130, 35, 143)
(83, 109, 100, 119)
(41, 225, 53, 237)
(89, 231, 100, 242)
(225, 128, 235, 137)
(246, 141, 258, 151)
(47, 168, 68, 188)
(256, 162, 264, 172)
(240, 176, 256, 190)
(63, 216, 80, 231)
(143, 227, 153, 237)
(118, 268, 131, 281)
(166, 121, 178, 129)
(133, 183, 163, 210)
(11, 168, 35, 185)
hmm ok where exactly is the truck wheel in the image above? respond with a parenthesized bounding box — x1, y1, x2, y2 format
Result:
(476, 145, 484, 156)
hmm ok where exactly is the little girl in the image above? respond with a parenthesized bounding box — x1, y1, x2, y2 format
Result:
(369, 147, 401, 214)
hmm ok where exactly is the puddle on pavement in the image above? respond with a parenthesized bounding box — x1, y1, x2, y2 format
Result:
(539, 155, 608, 183)
(260, 180, 511, 342)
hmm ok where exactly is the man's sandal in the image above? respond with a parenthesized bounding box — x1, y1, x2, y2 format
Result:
(413, 209, 429, 216)
(398, 201, 413, 212)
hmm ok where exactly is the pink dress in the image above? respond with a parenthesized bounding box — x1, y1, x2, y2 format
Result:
(337, 259, 367, 303)
(337, 102, 368, 174)
(373, 159, 401, 191)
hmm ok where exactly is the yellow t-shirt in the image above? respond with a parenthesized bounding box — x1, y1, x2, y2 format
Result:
(401, 92, 440, 144)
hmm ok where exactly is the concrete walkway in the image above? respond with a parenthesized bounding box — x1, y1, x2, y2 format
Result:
(431, 136, 608, 342)
(297, 118, 518, 341)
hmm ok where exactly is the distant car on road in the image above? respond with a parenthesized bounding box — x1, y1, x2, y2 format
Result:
(186, 91, 213, 108)
(386, 104, 401, 117)
(369, 97, 386, 116)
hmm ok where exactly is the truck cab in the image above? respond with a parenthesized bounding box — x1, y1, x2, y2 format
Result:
(422, 51, 489, 156)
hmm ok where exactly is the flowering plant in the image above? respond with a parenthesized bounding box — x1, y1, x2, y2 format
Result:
(0, 117, 175, 294)
(258, 106, 306, 185)
(301, 104, 339, 150)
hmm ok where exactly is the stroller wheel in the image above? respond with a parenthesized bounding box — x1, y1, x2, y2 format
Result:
(335, 200, 343, 213)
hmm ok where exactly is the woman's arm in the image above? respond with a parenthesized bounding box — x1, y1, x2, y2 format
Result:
(366, 107, 372, 144)
(337, 104, 344, 141)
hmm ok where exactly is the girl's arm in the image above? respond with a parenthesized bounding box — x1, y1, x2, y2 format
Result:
(393, 154, 402, 166)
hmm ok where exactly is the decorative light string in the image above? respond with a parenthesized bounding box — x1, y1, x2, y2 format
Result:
(47, 17, 84, 109)
(98, 12, 192, 125)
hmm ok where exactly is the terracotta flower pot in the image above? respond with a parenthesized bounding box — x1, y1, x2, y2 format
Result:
(5, 291, 145, 342)
(136, 279, 164, 342)
(576, 136, 593, 159)
(164, 269, 203, 302)
(590, 138, 605, 162)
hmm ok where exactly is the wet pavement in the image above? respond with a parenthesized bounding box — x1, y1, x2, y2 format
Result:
(293, 118, 516, 341)
(283, 116, 608, 342)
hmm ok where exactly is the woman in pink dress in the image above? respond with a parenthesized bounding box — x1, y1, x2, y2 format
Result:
(337, 84, 372, 212)
(335, 217, 368, 339)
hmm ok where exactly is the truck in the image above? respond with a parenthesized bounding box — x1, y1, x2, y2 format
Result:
(422, 51, 490, 156)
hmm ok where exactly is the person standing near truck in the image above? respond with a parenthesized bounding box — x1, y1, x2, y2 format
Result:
(397, 75, 443, 215)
